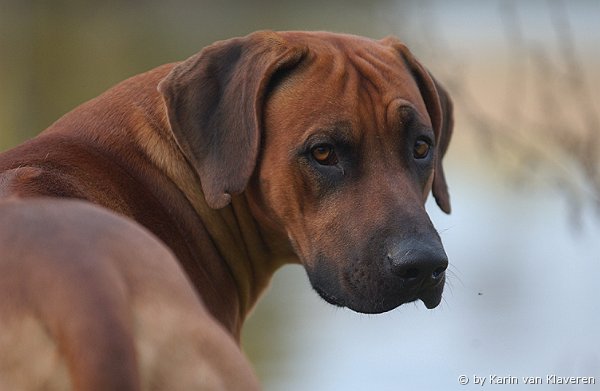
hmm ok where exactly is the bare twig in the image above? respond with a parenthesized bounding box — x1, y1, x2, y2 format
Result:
(433, 0, 600, 226)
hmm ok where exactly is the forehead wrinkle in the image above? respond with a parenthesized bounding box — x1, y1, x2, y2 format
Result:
(385, 100, 433, 138)
(347, 45, 432, 131)
(342, 57, 390, 141)
(297, 46, 360, 111)
(347, 47, 418, 134)
(347, 47, 404, 95)
(328, 51, 354, 99)
(348, 55, 383, 101)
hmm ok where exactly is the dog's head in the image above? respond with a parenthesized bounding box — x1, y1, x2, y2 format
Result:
(159, 31, 454, 313)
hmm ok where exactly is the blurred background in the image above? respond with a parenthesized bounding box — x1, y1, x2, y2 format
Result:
(1, 0, 599, 389)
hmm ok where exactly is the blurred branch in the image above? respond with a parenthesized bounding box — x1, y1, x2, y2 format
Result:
(431, 0, 600, 227)
(548, 0, 600, 204)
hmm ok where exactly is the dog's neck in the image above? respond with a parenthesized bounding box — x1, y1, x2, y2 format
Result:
(150, 147, 295, 340)
(123, 66, 296, 339)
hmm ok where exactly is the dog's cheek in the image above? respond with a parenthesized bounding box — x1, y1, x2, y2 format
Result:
(305, 253, 348, 307)
(258, 165, 319, 262)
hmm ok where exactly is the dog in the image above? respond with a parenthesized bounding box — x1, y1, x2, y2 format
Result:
(0, 30, 453, 390)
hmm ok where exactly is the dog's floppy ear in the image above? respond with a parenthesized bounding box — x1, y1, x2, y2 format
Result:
(428, 76, 453, 214)
(382, 37, 454, 214)
(158, 31, 306, 209)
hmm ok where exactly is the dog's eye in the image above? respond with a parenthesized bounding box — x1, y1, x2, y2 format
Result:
(311, 144, 338, 165)
(413, 139, 431, 159)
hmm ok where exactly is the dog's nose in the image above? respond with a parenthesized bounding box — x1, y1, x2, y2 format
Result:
(386, 239, 448, 284)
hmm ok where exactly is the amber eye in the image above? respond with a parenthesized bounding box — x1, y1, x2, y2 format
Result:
(413, 139, 431, 159)
(311, 144, 338, 165)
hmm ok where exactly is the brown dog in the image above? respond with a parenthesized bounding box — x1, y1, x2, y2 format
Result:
(0, 31, 453, 390)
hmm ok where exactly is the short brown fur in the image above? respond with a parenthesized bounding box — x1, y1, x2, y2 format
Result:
(0, 31, 453, 389)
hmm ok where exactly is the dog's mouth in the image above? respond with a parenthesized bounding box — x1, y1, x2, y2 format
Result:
(313, 284, 346, 308)
(311, 280, 445, 314)
(418, 279, 445, 309)
(309, 267, 446, 313)
(420, 295, 442, 309)
(303, 242, 447, 313)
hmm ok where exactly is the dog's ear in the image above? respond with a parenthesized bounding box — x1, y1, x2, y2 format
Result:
(158, 31, 306, 209)
(428, 76, 453, 214)
(382, 37, 454, 214)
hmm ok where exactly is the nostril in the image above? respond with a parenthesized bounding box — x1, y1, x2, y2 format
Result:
(432, 265, 447, 279)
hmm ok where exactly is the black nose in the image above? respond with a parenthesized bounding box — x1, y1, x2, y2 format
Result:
(386, 239, 448, 284)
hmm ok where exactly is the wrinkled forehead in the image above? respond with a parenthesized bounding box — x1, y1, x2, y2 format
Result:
(268, 32, 431, 131)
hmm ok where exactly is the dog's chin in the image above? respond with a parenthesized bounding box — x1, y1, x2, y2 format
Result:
(312, 283, 439, 314)
(305, 259, 445, 313)
(311, 279, 445, 313)
(312, 284, 346, 308)
(418, 284, 445, 309)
